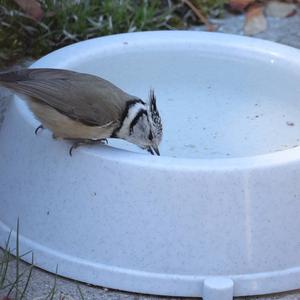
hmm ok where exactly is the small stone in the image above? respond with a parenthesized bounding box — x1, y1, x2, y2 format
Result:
(265, 1, 297, 18)
(244, 5, 267, 35)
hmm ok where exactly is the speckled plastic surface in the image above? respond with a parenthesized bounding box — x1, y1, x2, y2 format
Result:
(1, 31, 300, 299)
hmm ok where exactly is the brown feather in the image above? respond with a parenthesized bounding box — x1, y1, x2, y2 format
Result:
(27, 98, 116, 139)
(0, 68, 139, 127)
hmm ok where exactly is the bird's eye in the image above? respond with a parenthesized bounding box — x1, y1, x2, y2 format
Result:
(148, 131, 153, 141)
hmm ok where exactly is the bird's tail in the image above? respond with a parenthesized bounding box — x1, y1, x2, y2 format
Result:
(0, 69, 31, 94)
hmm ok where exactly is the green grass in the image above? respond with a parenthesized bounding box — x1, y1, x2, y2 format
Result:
(0, 0, 228, 68)
(0, 0, 179, 67)
(0, 220, 72, 300)
(0, 220, 35, 299)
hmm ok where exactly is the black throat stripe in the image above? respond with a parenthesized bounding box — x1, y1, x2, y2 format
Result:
(111, 98, 145, 137)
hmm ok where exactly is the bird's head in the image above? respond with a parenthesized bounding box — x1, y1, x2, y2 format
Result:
(118, 90, 162, 155)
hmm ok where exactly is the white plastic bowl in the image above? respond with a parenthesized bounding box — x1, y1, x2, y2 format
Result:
(1, 31, 300, 300)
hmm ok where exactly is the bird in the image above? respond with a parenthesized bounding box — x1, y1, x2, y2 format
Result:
(0, 68, 162, 156)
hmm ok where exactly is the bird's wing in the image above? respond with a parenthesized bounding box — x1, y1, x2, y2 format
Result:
(0, 68, 138, 126)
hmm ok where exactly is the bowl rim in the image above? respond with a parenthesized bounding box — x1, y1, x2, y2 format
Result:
(16, 30, 300, 171)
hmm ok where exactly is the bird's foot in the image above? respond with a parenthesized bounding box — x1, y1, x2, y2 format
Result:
(69, 141, 84, 156)
(68, 139, 108, 156)
(35, 125, 44, 135)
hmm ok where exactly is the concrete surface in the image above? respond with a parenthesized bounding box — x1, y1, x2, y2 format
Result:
(1, 10, 300, 300)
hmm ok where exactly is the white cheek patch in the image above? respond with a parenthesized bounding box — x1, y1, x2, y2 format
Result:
(133, 115, 149, 140)
(116, 103, 146, 138)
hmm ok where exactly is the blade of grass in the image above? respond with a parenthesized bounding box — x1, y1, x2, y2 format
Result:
(0, 231, 12, 288)
(1, 249, 31, 266)
(6, 268, 28, 297)
(15, 218, 20, 299)
(0, 233, 14, 294)
(1, 252, 11, 290)
(0, 252, 10, 290)
(46, 264, 58, 300)
(19, 252, 34, 300)
(4, 219, 30, 298)
(77, 284, 84, 300)
(1, 222, 35, 298)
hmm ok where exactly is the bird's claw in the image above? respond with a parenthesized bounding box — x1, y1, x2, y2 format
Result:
(69, 142, 81, 156)
(35, 125, 44, 135)
(69, 139, 108, 157)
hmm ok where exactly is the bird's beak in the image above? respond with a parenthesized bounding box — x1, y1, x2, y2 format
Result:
(152, 145, 160, 156)
(146, 145, 160, 156)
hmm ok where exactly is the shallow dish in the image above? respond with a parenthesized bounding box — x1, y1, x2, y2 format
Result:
(1, 31, 300, 299)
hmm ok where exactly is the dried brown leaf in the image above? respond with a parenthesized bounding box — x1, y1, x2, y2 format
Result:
(229, 0, 255, 12)
(244, 4, 267, 35)
(13, 0, 44, 21)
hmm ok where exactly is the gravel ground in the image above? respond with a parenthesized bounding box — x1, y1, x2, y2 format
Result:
(1, 11, 300, 300)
